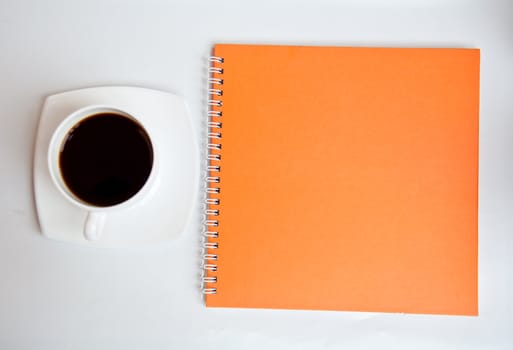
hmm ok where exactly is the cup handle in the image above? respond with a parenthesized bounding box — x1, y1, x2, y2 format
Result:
(84, 212, 106, 241)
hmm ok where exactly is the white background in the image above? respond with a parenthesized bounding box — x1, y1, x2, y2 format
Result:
(1, 0, 512, 348)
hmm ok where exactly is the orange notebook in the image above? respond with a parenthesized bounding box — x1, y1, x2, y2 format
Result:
(203, 44, 479, 315)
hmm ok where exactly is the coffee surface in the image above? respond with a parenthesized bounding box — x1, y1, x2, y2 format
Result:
(59, 113, 153, 207)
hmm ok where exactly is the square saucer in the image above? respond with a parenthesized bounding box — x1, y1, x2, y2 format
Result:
(33, 86, 198, 246)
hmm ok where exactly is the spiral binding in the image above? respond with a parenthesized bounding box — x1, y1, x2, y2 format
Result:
(202, 55, 224, 296)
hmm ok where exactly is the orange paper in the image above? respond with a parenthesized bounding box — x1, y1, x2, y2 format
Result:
(205, 44, 479, 315)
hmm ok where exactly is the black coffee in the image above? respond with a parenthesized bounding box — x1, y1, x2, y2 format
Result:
(59, 113, 153, 207)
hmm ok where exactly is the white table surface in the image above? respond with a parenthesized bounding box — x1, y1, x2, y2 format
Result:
(1, 0, 512, 348)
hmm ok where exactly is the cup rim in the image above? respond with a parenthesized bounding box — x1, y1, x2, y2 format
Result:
(47, 104, 158, 212)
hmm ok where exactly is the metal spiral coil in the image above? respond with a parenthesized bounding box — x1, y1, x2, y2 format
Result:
(205, 209, 219, 216)
(203, 253, 218, 261)
(203, 231, 219, 238)
(208, 111, 222, 118)
(205, 198, 220, 205)
(207, 154, 221, 161)
(202, 55, 224, 296)
(203, 264, 218, 272)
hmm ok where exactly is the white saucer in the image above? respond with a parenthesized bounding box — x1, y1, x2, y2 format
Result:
(33, 86, 198, 247)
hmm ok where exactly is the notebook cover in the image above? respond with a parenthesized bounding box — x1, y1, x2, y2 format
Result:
(204, 44, 479, 315)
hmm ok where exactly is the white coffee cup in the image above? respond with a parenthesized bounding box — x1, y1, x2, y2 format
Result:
(47, 105, 158, 241)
